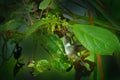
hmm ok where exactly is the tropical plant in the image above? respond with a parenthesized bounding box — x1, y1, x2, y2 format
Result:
(0, 0, 120, 80)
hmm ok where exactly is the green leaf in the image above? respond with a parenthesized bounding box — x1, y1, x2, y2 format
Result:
(39, 0, 51, 10)
(35, 60, 51, 72)
(40, 34, 65, 55)
(0, 19, 21, 31)
(73, 24, 120, 55)
(28, 60, 35, 67)
(49, 1, 57, 9)
(25, 20, 46, 38)
(88, 0, 120, 29)
(32, 69, 40, 76)
(53, 59, 70, 72)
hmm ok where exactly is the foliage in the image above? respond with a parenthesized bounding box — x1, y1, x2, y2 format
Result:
(0, 0, 120, 79)
(27, 34, 71, 75)
(73, 24, 120, 55)
(39, 0, 51, 10)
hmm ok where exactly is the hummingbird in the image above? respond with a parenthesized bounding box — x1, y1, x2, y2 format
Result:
(61, 35, 84, 62)
(61, 35, 89, 71)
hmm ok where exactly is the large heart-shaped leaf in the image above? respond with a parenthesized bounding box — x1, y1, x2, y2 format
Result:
(73, 24, 120, 55)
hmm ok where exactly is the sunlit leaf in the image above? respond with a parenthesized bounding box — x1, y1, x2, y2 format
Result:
(28, 60, 35, 67)
(39, 0, 51, 10)
(35, 60, 51, 72)
(73, 24, 120, 55)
